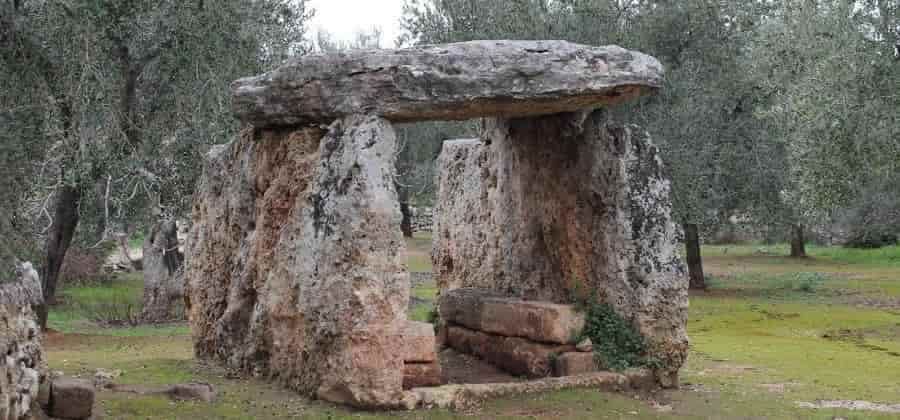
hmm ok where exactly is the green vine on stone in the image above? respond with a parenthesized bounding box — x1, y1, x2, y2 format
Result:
(579, 302, 655, 371)
(569, 278, 658, 371)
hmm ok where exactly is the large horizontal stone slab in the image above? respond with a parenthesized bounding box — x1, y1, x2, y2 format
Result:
(446, 325, 574, 378)
(232, 40, 663, 127)
(408, 371, 628, 410)
(438, 288, 585, 344)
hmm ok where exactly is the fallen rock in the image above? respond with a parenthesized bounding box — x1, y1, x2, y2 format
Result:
(232, 40, 662, 127)
(165, 382, 216, 403)
(400, 321, 437, 363)
(93, 368, 122, 388)
(49, 377, 94, 419)
(438, 288, 585, 344)
(576, 338, 593, 352)
(623, 368, 658, 391)
(403, 362, 442, 389)
(409, 371, 629, 410)
(446, 325, 574, 378)
(552, 352, 598, 377)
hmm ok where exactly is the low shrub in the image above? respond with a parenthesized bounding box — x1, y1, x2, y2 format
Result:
(579, 302, 657, 371)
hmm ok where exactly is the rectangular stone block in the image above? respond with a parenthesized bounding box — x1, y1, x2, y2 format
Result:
(439, 288, 585, 344)
(403, 361, 442, 389)
(446, 325, 574, 378)
(400, 321, 437, 363)
(49, 377, 95, 420)
(552, 352, 599, 377)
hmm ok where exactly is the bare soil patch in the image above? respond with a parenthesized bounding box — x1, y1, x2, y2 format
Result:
(439, 348, 523, 385)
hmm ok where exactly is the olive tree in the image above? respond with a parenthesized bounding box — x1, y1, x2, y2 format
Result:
(0, 0, 313, 326)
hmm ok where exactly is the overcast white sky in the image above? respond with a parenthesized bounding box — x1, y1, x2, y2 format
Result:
(308, 0, 406, 47)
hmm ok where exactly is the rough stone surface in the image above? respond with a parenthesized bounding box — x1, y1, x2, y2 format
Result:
(185, 125, 323, 375)
(433, 111, 689, 386)
(232, 40, 662, 127)
(191, 38, 681, 407)
(439, 288, 584, 344)
(402, 362, 442, 389)
(165, 383, 216, 403)
(185, 114, 409, 408)
(552, 352, 598, 377)
(409, 371, 629, 410)
(400, 321, 436, 363)
(0, 304, 45, 420)
(48, 377, 94, 419)
(0, 261, 42, 307)
(446, 326, 574, 378)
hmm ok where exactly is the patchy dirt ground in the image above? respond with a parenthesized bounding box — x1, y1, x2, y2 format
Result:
(43, 240, 900, 419)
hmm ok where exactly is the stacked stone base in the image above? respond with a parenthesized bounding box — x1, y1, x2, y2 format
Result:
(439, 288, 600, 379)
(400, 321, 442, 389)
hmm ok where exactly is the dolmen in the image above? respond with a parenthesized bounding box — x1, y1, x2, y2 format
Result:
(185, 40, 688, 409)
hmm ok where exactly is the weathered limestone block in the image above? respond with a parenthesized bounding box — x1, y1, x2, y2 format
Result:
(433, 110, 689, 386)
(400, 321, 436, 363)
(402, 362, 442, 389)
(0, 304, 45, 420)
(48, 378, 94, 419)
(446, 326, 574, 378)
(185, 125, 324, 375)
(410, 371, 628, 410)
(186, 114, 409, 408)
(232, 40, 662, 127)
(439, 288, 584, 344)
(552, 352, 598, 377)
(0, 262, 42, 307)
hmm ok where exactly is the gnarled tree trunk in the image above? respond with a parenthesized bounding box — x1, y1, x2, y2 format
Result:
(790, 223, 807, 258)
(116, 231, 143, 271)
(37, 185, 80, 329)
(684, 223, 706, 290)
(398, 182, 413, 238)
(141, 219, 184, 322)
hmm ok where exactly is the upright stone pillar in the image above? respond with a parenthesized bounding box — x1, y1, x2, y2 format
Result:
(186, 116, 408, 407)
(433, 111, 688, 385)
(263, 114, 409, 407)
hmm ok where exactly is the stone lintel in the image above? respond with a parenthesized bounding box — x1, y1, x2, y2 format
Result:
(232, 40, 663, 127)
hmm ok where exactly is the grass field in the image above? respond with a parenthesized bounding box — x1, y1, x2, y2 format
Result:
(44, 238, 900, 419)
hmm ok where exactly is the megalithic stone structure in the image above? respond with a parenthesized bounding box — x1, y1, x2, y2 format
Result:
(185, 40, 687, 409)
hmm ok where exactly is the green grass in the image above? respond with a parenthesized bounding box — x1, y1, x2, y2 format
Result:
(703, 243, 900, 267)
(49, 272, 189, 337)
(43, 239, 900, 419)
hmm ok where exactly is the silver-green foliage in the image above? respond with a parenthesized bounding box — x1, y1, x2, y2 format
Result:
(0, 0, 313, 250)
